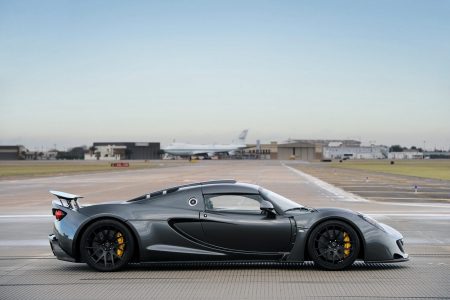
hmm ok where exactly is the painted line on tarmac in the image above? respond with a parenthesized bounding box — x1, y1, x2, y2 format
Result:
(352, 191, 450, 195)
(0, 240, 49, 246)
(0, 215, 52, 218)
(372, 201, 450, 208)
(283, 164, 368, 202)
(367, 213, 450, 218)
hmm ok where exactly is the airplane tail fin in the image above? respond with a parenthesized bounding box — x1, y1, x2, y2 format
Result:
(237, 129, 248, 144)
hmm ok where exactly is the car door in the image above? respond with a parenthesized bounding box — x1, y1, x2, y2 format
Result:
(200, 193, 293, 253)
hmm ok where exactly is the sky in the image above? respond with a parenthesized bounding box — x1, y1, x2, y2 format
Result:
(1, 0, 449, 150)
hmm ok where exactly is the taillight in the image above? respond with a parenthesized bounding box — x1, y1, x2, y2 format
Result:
(53, 209, 66, 221)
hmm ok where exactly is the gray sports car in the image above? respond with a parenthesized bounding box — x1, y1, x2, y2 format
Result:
(49, 180, 408, 271)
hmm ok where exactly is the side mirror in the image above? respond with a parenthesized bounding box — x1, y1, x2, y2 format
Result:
(260, 200, 275, 214)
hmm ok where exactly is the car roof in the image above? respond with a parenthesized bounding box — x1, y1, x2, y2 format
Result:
(199, 182, 260, 195)
(128, 179, 260, 202)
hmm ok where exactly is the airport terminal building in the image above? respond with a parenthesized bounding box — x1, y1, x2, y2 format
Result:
(276, 139, 362, 161)
(323, 145, 388, 160)
(243, 139, 378, 161)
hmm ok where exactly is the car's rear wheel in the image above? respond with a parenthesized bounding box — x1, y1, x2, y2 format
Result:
(307, 220, 360, 270)
(80, 219, 134, 272)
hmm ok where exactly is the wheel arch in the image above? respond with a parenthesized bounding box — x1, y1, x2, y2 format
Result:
(73, 216, 141, 263)
(303, 217, 366, 261)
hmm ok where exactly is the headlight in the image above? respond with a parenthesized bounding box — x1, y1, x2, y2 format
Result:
(358, 214, 386, 232)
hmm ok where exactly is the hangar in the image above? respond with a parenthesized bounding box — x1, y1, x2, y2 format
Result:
(93, 142, 160, 160)
(0, 145, 27, 160)
(276, 139, 361, 161)
(277, 142, 316, 160)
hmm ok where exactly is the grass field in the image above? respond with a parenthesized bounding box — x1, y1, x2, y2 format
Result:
(0, 160, 183, 178)
(330, 159, 450, 181)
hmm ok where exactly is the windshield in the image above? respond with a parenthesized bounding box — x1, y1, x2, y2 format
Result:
(260, 188, 304, 212)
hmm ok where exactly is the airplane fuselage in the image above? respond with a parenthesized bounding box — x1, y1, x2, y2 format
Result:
(163, 143, 246, 157)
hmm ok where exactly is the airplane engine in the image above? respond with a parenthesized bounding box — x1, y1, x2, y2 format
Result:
(228, 150, 236, 156)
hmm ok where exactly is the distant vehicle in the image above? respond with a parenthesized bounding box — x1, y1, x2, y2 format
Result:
(48, 181, 408, 271)
(163, 129, 248, 158)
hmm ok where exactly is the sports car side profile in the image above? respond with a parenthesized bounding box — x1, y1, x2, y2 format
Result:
(49, 180, 408, 271)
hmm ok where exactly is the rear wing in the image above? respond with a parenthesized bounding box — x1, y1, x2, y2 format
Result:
(50, 190, 83, 209)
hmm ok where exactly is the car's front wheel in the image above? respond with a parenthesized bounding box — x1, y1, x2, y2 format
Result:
(80, 219, 134, 272)
(307, 220, 360, 270)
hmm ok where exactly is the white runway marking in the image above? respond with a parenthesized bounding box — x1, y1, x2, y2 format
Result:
(0, 215, 52, 218)
(372, 201, 450, 209)
(0, 240, 48, 246)
(283, 164, 368, 202)
(367, 213, 450, 218)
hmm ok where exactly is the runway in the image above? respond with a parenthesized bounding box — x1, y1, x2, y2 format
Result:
(0, 160, 449, 299)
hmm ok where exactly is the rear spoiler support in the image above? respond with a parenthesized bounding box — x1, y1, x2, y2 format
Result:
(50, 190, 83, 209)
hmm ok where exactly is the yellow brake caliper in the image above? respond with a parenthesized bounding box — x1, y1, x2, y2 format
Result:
(116, 232, 125, 257)
(343, 232, 351, 257)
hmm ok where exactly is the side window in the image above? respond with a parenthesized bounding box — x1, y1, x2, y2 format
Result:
(204, 194, 261, 212)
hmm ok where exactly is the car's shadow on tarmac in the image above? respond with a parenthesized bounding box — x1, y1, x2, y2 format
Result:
(62, 261, 410, 273)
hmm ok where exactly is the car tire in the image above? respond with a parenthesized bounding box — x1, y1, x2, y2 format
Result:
(307, 220, 360, 270)
(80, 219, 134, 272)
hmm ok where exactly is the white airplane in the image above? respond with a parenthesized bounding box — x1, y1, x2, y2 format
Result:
(163, 130, 249, 158)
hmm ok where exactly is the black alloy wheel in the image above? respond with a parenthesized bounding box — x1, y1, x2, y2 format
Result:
(80, 219, 134, 271)
(307, 220, 360, 270)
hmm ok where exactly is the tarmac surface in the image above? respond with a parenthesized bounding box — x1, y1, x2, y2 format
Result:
(0, 160, 449, 299)
(291, 162, 450, 203)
